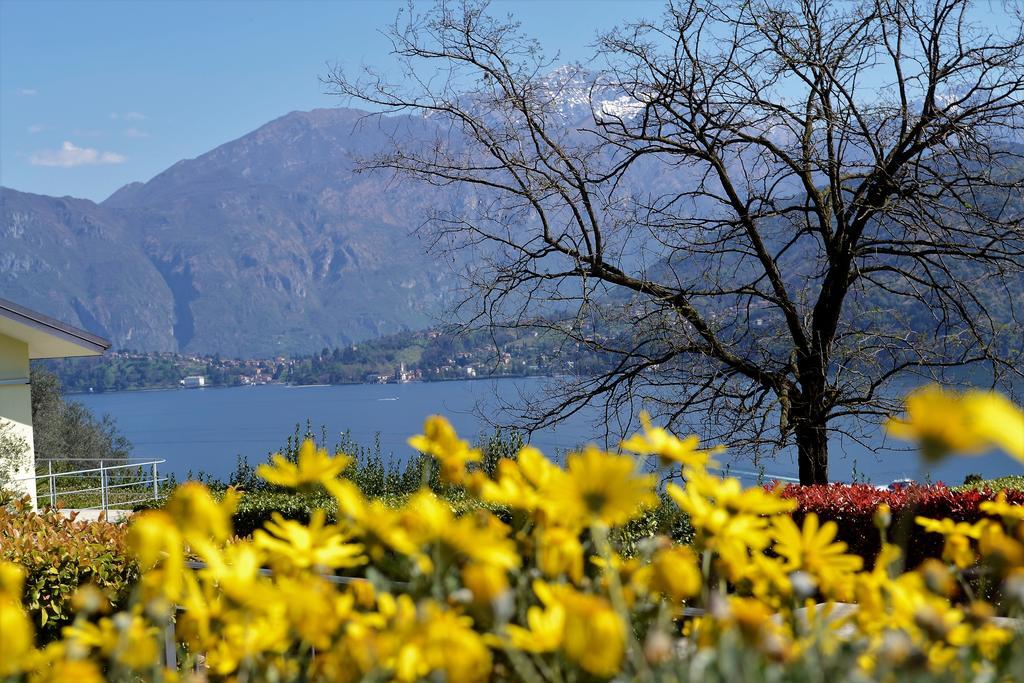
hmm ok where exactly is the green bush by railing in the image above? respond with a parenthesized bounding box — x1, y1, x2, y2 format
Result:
(0, 499, 136, 643)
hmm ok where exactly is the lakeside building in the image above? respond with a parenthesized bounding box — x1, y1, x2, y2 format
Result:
(181, 375, 206, 388)
(394, 362, 419, 383)
(0, 297, 110, 508)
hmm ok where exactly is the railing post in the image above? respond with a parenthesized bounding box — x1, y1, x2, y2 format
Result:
(100, 460, 107, 511)
(48, 460, 55, 508)
(164, 617, 176, 668)
(152, 462, 159, 501)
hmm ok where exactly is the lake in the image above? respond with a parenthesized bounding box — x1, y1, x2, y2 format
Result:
(76, 377, 1021, 486)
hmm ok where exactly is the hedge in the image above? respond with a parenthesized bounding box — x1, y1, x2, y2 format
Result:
(0, 499, 137, 642)
(135, 488, 338, 537)
(140, 478, 1024, 567)
(777, 482, 1024, 568)
(956, 474, 1024, 493)
(139, 467, 1022, 569)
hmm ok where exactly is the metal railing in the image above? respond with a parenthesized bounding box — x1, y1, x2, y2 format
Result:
(728, 468, 801, 484)
(18, 459, 167, 510)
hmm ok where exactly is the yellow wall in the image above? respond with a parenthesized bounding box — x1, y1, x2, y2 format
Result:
(0, 332, 36, 508)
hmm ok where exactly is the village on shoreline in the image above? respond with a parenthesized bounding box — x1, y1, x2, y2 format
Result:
(40, 325, 617, 394)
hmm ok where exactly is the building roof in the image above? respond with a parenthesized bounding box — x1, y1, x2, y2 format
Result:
(0, 297, 110, 359)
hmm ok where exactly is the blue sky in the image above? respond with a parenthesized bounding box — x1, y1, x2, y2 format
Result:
(0, 0, 662, 201)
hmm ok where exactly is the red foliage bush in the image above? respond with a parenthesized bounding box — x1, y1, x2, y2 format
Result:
(773, 483, 1024, 568)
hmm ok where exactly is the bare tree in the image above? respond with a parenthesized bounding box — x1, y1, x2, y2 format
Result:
(328, 0, 1024, 483)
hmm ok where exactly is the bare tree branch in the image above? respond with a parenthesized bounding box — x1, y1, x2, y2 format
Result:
(326, 0, 1024, 483)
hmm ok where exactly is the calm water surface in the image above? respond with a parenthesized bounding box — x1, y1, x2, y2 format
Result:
(76, 378, 1020, 485)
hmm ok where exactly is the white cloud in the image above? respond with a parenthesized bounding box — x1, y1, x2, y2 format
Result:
(18, 88, 38, 96)
(110, 111, 146, 121)
(123, 127, 150, 138)
(27, 124, 45, 134)
(29, 141, 127, 167)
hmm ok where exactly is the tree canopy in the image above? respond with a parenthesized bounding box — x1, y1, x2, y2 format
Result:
(330, 0, 1024, 483)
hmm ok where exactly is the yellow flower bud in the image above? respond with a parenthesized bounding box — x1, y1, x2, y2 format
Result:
(650, 545, 702, 601)
(874, 503, 892, 530)
(165, 481, 235, 543)
(0, 563, 33, 677)
(536, 526, 584, 584)
(462, 563, 509, 604)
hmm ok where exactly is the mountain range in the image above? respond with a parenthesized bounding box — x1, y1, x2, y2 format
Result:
(2, 108, 473, 356)
(3, 81, 1021, 358)
(1, 71, 676, 357)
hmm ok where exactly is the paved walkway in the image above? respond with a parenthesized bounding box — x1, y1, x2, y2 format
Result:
(59, 508, 134, 522)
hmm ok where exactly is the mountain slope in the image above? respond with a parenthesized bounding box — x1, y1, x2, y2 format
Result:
(2, 109, 464, 356)
(4, 103, 1019, 358)
(0, 188, 178, 350)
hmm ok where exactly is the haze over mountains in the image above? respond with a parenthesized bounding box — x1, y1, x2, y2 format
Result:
(3, 76, 1021, 358)
(0, 70, 673, 357)
(1, 108, 471, 356)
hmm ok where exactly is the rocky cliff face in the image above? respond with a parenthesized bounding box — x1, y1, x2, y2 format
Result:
(0, 188, 178, 350)
(2, 109, 464, 356)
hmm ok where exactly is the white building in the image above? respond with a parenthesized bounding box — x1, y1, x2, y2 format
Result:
(182, 375, 206, 388)
(0, 297, 109, 509)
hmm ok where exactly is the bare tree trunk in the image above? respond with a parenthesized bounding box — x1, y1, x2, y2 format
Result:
(793, 363, 831, 484)
(795, 418, 829, 486)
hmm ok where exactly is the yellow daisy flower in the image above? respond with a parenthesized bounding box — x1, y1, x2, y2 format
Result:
(541, 581, 627, 677)
(669, 468, 795, 572)
(408, 415, 482, 484)
(620, 411, 724, 468)
(0, 562, 33, 677)
(501, 602, 565, 653)
(254, 509, 367, 571)
(886, 385, 1024, 461)
(256, 438, 351, 488)
(771, 513, 863, 599)
(552, 445, 658, 528)
(476, 445, 558, 515)
(403, 490, 520, 570)
(979, 491, 1024, 522)
(915, 517, 990, 569)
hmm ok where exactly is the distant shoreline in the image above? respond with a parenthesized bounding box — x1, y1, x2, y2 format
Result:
(64, 372, 560, 397)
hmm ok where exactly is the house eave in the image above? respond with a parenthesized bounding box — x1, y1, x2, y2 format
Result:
(0, 297, 111, 359)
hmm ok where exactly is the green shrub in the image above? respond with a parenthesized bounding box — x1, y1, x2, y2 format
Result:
(134, 487, 335, 537)
(0, 499, 137, 643)
(954, 474, 1024, 493)
(139, 424, 690, 555)
(139, 423, 533, 537)
(228, 421, 438, 498)
(232, 488, 338, 537)
(611, 493, 694, 556)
